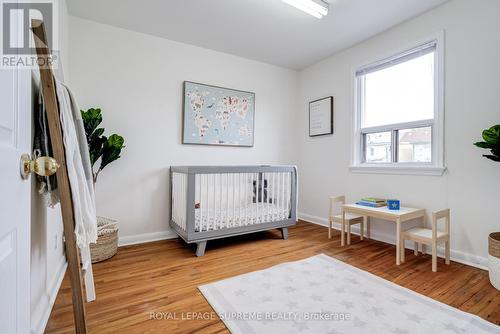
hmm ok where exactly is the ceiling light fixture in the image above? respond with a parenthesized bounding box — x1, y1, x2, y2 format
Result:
(282, 0, 329, 19)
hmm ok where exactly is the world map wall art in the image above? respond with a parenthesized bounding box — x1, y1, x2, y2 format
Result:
(182, 81, 255, 147)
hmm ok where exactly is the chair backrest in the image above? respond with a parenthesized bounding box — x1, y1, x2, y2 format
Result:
(329, 195, 345, 218)
(432, 208, 450, 238)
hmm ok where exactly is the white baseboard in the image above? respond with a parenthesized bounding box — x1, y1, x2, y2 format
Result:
(118, 230, 178, 247)
(31, 259, 67, 334)
(298, 212, 488, 271)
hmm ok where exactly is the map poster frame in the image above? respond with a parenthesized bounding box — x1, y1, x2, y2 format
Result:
(182, 81, 255, 147)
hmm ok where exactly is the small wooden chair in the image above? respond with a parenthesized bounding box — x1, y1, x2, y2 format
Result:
(401, 209, 450, 272)
(329, 196, 364, 245)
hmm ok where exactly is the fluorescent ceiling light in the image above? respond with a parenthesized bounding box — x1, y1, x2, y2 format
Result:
(282, 0, 329, 19)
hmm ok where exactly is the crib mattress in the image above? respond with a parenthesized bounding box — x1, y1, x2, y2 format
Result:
(195, 202, 289, 232)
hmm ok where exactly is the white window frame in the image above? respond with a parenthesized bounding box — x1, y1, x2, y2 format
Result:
(350, 32, 446, 176)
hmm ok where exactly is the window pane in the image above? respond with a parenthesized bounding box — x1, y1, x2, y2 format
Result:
(362, 52, 435, 128)
(365, 132, 392, 163)
(398, 127, 432, 162)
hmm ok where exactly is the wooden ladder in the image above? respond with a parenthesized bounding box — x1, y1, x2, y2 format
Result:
(31, 19, 88, 334)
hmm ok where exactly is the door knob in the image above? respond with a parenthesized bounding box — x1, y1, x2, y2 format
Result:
(20, 149, 60, 179)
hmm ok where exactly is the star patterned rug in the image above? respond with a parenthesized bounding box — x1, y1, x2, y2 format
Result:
(199, 254, 499, 334)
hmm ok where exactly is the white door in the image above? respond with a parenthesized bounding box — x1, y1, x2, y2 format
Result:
(0, 9, 32, 333)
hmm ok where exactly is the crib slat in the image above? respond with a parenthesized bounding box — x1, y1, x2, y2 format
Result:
(206, 174, 210, 232)
(275, 172, 278, 221)
(210, 173, 213, 231)
(173, 175, 176, 225)
(231, 173, 234, 227)
(284, 172, 287, 218)
(277, 172, 280, 221)
(221, 173, 224, 230)
(226, 174, 229, 228)
(209, 174, 212, 231)
(256, 172, 259, 223)
(274, 172, 278, 220)
(183, 174, 186, 228)
(250, 173, 253, 223)
(199, 174, 202, 231)
(280, 173, 285, 219)
(176, 173, 180, 229)
(213, 173, 216, 231)
(251, 173, 255, 223)
(199, 175, 202, 232)
(287, 172, 291, 218)
(173, 174, 177, 226)
(255, 172, 258, 223)
(217, 173, 221, 230)
(267, 173, 270, 221)
(238, 173, 242, 227)
(183, 174, 185, 226)
(284, 172, 287, 219)
(261, 172, 264, 222)
(244, 173, 247, 225)
(180, 174, 187, 228)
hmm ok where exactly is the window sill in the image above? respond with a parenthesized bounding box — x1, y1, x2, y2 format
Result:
(349, 164, 447, 176)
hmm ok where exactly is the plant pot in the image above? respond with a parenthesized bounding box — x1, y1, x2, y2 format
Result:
(488, 232, 500, 290)
(90, 216, 119, 263)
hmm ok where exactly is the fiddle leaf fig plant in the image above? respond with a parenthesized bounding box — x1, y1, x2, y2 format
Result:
(474, 124, 500, 162)
(81, 108, 125, 184)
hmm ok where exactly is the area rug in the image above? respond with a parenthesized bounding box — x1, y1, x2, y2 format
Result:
(199, 254, 499, 334)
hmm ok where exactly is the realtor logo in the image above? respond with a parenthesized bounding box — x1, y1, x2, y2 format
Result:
(1, 0, 58, 68)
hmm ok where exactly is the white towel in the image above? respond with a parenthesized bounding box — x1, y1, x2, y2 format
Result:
(55, 79, 97, 301)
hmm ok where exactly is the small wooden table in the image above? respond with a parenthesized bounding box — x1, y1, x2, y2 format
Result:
(342, 204, 426, 265)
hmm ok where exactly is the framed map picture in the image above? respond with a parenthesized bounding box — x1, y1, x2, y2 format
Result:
(309, 96, 333, 137)
(182, 81, 255, 147)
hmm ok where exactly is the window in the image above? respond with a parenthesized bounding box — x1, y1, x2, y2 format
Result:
(351, 36, 445, 175)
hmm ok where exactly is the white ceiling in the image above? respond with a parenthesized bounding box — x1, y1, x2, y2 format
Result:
(66, 0, 448, 70)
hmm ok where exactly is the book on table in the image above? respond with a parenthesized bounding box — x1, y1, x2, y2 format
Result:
(356, 200, 387, 208)
(360, 197, 386, 203)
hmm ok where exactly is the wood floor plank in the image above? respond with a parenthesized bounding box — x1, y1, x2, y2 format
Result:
(45, 221, 500, 333)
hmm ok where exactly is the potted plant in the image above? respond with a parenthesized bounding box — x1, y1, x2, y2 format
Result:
(474, 124, 500, 290)
(81, 107, 125, 263)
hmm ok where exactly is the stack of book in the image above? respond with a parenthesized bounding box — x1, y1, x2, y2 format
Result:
(356, 197, 387, 208)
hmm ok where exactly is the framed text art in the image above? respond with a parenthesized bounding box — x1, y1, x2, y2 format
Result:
(309, 96, 333, 137)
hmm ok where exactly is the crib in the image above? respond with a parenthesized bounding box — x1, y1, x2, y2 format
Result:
(170, 165, 298, 256)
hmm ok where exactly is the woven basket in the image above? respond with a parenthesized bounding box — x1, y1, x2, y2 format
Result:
(90, 216, 119, 263)
(488, 232, 500, 291)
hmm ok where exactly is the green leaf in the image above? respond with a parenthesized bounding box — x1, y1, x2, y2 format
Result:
(99, 134, 125, 171)
(475, 124, 500, 163)
(482, 125, 500, 143)
(491, 148, 500, 158)
(474, 141, 500, 149)
(88, 134, 106, 167)
(91, 127, 105, 138)
(474, 141, 490, 149)
(483, 154, 500, 162)
(81, 108, 102, 138)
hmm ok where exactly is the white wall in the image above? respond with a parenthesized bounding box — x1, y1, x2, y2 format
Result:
(68, 17, 298, 242)
(297, 0, 500, 267)
(30, 1, 70, 333)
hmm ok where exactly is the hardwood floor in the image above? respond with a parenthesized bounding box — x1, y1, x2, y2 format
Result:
(45, 221, 500, 333)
